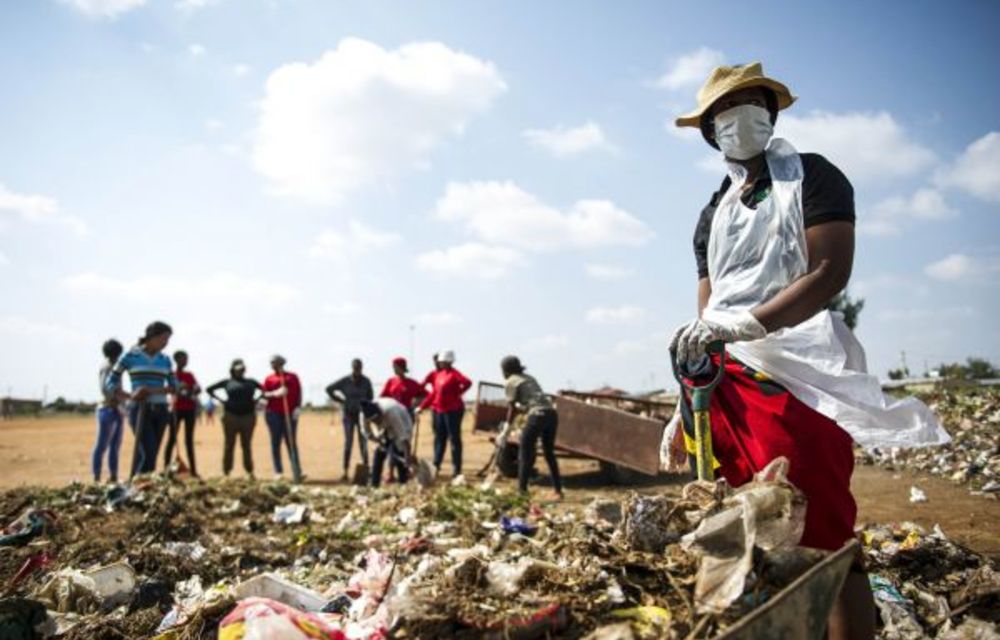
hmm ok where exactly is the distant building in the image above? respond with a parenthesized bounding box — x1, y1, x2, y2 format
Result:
(1, 397, 43, 419)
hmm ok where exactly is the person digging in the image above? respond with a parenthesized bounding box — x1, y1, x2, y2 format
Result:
(501, 355, 563, 502)
(670, 62, 950, 640)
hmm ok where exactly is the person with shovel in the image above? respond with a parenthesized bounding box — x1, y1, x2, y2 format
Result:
(164, 350, 201, 477)
(262, 354, 303, 481)
(501, 355, 563, 500)
(326, 358, 374, 482)
(104, 321, 177, 478)
(670, 62, 950, 640)
(359, 398, 413, 488)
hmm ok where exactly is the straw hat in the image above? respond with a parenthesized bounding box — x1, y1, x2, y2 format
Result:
(674, 62, 796, 128)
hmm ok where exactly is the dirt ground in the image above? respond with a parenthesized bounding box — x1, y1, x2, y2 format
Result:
(2, 411, 998, 556)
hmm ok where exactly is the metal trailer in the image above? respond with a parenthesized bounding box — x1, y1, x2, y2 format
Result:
(473, 381, 676, 481)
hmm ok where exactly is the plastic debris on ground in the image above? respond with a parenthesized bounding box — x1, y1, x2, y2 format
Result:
(857, 387, 1000, 499)
(0, 460, 996, 639)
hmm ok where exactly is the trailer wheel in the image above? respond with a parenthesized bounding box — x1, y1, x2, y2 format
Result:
(497, 444, 520, 478)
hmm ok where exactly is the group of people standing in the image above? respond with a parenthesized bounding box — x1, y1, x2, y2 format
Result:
(94, 321, 305, 483)
(94, 321, 542, 492)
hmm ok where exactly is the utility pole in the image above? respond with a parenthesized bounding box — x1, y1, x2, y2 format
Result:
(900, 351, 909, 376)
(409, 324, 415, 364)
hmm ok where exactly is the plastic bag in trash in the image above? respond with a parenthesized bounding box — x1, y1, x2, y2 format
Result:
(681, 457, 806, 613)
(33, 562, 136, 614)
(0, 509, 56, 547)
(500, 516, 538, 536)
(615, 494, 689, 553)
(273, 504, 308, 524)
(485, 558, 558, 596)
(218, 597, 347, 640)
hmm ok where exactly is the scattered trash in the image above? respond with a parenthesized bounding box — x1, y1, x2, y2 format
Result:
(162, 541, 208, 561)
(272, 504, 308, 525)
(218, 597, 347, 640)
(499, 516, 538, 537)
(232, 573, 326, 612)
(9, 551, 54, 589)
(0, 509, 56, 547)
(609, 605, 672, 638)
(909, 486, 928, 503)
(858, 387, 1000, 498)
(0, 462, 994, 639)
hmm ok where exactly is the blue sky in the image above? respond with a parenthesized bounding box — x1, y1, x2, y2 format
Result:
(1, 0, 998, 403)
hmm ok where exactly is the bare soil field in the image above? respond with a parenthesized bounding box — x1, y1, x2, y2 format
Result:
(2, 411, 998, 555)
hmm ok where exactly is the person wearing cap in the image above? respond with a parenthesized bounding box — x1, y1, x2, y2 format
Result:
(262, 355, 303, 479)
(104, 321, 177, 478)
(326, 358, 374, 481)
(380, 357, 425, 418)
(359, 398, 413, 488)
(501, 356, 562, 500)
(206, 359, 263, 478)
(164, 350, 201, 477)
(416, 350, 471, 477)
(670, 62, 949, 640)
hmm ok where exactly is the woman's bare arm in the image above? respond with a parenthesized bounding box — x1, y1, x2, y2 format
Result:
(750, 221, 854, 332)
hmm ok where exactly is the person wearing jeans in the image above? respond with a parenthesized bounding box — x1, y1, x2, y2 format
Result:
(360, 398, 412, 488)
(93, 338, 125, 483)
(501, 355, 562, 499)
(416, 350, 471, 477)
(104, 321, 177, 479)
(262, 354, 303, 480)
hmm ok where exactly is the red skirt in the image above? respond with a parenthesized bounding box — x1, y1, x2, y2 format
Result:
(680, 355, 857, 551)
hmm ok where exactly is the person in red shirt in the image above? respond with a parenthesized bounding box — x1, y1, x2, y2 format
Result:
(380, 357, 425, 418)
(165, 350, 201, 477)
(416, 350, 471, 477)
(261, 354, 303, 481)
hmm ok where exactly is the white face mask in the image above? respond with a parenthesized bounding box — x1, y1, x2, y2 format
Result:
(713, 104, 773, 160)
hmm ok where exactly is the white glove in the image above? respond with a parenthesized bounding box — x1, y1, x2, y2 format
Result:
(268, 386, 288, 398)
(670, 308, 766, 365)
(292, 407, 301, 420)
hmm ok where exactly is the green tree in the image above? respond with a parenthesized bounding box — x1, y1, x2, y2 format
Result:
(887, 367, 910, 380)
(826, 291, 865, 331)
(937, 357, 998, 380)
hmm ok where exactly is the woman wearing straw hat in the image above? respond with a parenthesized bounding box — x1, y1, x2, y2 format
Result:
(669, 62, 950, 640)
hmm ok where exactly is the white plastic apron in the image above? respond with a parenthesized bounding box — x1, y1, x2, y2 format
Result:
(705, 138, 949, 449)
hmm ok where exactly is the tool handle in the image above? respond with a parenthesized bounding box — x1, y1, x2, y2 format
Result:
(671, 340, 727, 392)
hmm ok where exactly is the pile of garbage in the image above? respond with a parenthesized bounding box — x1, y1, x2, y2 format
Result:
(861, 520, 1000, 639)
(857, 387, 1000, 498)
(1, 459, 996, 639)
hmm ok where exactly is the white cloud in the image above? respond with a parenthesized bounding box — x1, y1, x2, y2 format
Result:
(61, 272, 300, 304)
(233, 64, 252, 77)
(204, 118, 224, 132)
(586, 305, 647, 324)
(665, 124, 702, 143)
(654, 47, 725, 91)
(585, 263, 634, 281)
(859, 188, 957, 236)
(253, 38, 506, 204)
(308, 220, 401, 260)
(61, 0, 147, 18)
(413, 312, 463, 326)
(923, 253, 1000, 282)
(0, 251, 9, 266)
(188, 44, 206, 57)
(415, 243, 522, 280)
(777, 111, 936, 183)
(935, 131, 1000, 202)
(522, 121, 613, 157)
(433, 181, 653, 251)
(323, 301, 362, 316)
(0, 183, 88, 236)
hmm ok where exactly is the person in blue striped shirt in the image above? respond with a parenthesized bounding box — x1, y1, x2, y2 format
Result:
(104, 321, 177, 479)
